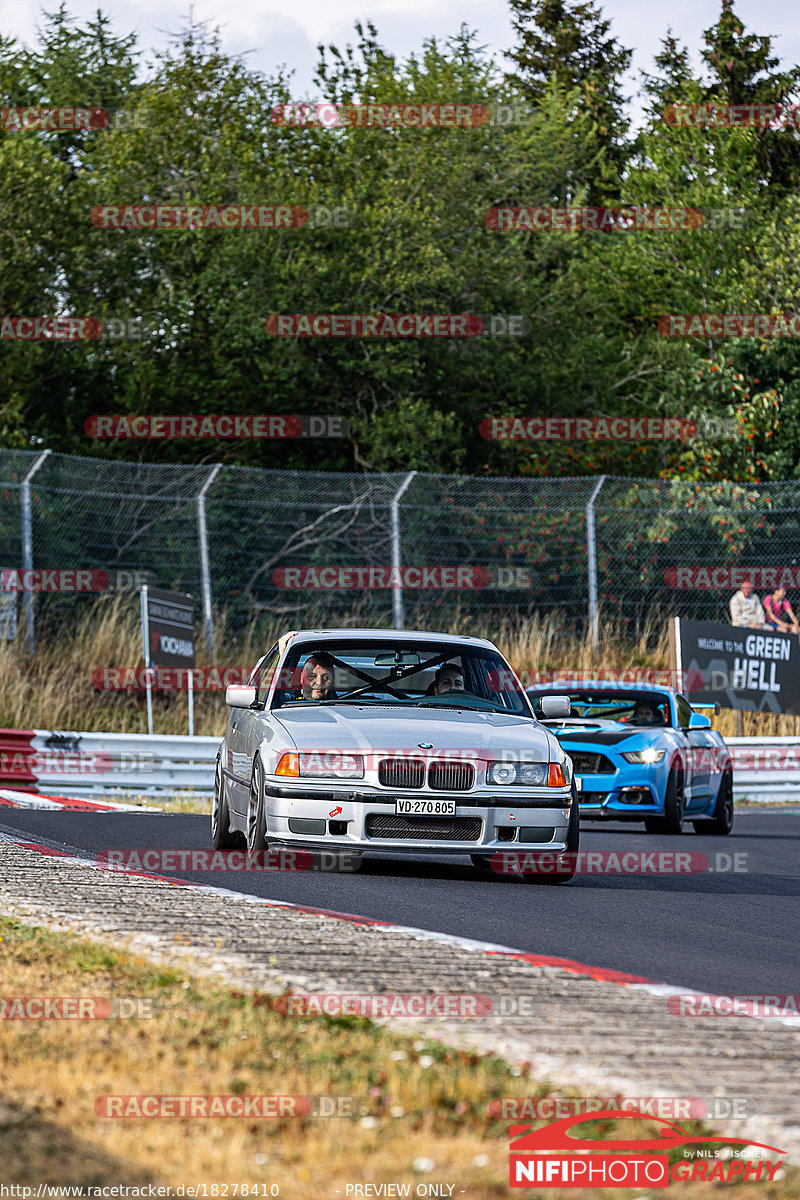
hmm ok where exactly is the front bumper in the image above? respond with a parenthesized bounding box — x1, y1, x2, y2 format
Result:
(577, 774, 660, 819)
(261, 781, 573, 855)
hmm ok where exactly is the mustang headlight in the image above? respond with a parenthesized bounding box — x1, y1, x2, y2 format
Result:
(621, 748, 666, 764)
(487, 761, 550, 786)
(300, 752, 364, 779)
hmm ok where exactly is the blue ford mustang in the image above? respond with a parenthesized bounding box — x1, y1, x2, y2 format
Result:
(525, 683, 733, 835)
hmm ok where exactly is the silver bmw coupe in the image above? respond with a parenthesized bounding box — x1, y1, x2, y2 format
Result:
(213, 628, 579, 879)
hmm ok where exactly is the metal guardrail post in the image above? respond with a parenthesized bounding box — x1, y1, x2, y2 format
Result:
(585, 475, 607, 656)
(20, 448, 52, 654)
(197, 464, 223, 659)
(391, 471, 417, 630)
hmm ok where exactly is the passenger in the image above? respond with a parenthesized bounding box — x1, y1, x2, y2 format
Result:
(431, 663, 466, 694)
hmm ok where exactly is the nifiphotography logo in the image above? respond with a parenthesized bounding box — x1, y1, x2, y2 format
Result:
(508, 1111, 785, 1188)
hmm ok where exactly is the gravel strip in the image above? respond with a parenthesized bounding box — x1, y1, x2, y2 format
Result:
(1, 839, 798, 1159)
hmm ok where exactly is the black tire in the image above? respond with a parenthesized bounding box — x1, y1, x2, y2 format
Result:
(693, 768, 734, 835)
(644, 766, 685, 835)
(522, 784, 580, 885)
(246, 758, 268, 854)
(211, 760, 244, 849)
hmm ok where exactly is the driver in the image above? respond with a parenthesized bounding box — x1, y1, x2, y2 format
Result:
(629, 699, 663, 726)
(298, 652, 338, 701)
(432, 663, 466, 694)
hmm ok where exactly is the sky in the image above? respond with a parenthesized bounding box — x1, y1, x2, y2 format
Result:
(1, 0, 799, 110)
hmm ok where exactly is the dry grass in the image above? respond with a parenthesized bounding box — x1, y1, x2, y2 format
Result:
(1, 915, 796, 1197)
(0, 599, 796, 738)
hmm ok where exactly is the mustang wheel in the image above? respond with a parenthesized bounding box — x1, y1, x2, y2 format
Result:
(247, 759, 269, 853)
(693, 768, 734, 835)
(212, 760, 244, 849)
(645, 766, 685, 835)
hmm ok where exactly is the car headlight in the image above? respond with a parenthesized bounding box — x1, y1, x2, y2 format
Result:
(275, 752, 364, 779)
(487, 761, 551, 786)
(621, 748, 666, 764)
(301, 752, 364, 779)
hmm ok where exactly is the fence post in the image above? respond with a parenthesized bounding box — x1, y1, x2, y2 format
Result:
(585, 475, 607, 656)
(20, 448, 52, 654)
(197, 464, 222, 659)
(391, 471, 417, 630)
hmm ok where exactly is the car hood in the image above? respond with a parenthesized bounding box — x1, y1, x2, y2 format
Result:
(272, 705, 557, 759)
(548, 719, 665, 746)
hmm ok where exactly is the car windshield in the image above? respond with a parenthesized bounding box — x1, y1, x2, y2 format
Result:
(530, 690, 671, 726)
(271, 640, 532, 716)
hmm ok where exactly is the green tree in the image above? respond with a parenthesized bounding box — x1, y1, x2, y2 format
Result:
(505, 0, 633, 197)
(700, 0, 800, 194)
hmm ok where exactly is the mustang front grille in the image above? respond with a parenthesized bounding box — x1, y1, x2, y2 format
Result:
(378, 758, 426, 789)
(365, 814, 483, 841)
(566, 750, 616, 775)
(428, 760, 475, 791)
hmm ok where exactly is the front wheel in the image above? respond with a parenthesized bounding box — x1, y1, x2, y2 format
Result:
(247, 759, 268, 854)
(212, 761, 244, 849)
(645, 767, 685, 835)
(693, 769, 734, 835)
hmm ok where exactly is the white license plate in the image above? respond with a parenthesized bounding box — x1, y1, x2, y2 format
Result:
(575, 777, 583, 792)
(395, 798, 457, 816)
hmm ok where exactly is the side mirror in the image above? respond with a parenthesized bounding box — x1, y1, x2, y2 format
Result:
(540, 695, 571, 719)
(226, 684, 258, 708)
(688, 711, 711, 729)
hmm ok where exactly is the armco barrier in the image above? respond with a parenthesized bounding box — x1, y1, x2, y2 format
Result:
(0, 728, 219, 797)
(0, 729, 798, 803)
(727, 738, 800, 803)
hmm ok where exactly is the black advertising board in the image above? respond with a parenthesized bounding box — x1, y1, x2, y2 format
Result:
(143, 587, 195, 668)
(671, 617, 800, 714)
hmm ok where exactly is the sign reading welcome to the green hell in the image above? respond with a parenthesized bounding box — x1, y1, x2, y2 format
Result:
(671, 617, 800, 713)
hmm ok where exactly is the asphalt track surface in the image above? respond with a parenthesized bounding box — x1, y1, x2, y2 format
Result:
(1, 807, 798, 998)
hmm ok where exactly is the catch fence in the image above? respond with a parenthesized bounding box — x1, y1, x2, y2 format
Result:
(2, 450, 800, 653)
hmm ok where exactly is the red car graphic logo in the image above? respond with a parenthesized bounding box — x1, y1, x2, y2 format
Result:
(510, 1110, 785, 1155)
